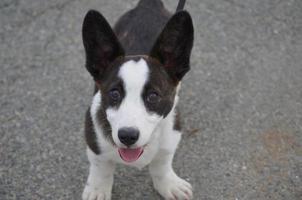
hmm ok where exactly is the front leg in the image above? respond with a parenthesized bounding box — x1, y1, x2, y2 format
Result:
(82, 149, 115, 200)
(149, 132, 193, 200)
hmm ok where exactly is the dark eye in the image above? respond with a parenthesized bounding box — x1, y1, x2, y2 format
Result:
(109, 89, 121, 101)
(146, 92, 160, 104)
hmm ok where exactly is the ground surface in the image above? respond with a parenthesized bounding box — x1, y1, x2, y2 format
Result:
(1, 0, 302, 199)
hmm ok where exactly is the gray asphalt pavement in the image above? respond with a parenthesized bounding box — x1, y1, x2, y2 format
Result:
(1, 0, 302, 199)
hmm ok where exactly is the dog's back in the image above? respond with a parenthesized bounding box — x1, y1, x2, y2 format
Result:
(114, 0, 171, 55)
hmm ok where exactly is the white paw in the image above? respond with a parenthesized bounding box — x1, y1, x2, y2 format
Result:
(82, 183, 111, 200)
(153, 172, 193, 200)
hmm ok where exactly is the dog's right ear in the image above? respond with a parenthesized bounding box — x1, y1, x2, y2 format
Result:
(82, 10, 124, 81)
(150, 11, 194, 81)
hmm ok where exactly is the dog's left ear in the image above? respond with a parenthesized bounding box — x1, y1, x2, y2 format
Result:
(82, 10, 125, 81)
(150, 11, 194, 81)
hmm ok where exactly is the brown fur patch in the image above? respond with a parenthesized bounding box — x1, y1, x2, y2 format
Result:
(84, 108, 101, 154)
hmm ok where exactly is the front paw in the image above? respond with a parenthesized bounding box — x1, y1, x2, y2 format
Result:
(82, 183, 112, 200)
(153, 172, 193, 200)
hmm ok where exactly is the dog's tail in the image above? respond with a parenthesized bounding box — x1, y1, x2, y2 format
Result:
(137, 0, 164, 9)
(176, 0, 186, 12)
(137, 0, 187, 12)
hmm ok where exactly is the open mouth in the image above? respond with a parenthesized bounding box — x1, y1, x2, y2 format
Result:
(118, 147, 144, 163)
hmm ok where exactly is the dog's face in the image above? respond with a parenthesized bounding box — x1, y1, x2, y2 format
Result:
(82, 10, 193, 161)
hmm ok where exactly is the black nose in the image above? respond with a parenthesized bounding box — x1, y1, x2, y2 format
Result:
(118, 127, 139, 146)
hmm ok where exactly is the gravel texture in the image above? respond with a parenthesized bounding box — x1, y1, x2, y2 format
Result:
(1, 0, 302, 199)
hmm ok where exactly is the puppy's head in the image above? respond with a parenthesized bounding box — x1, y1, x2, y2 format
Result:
(82, 10, 193, 162)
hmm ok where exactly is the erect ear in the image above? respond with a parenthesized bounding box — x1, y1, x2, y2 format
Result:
(82, 10, 124, 80)
(150, 11, 194, 81)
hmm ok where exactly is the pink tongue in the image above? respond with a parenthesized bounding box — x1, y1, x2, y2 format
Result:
(118, 147, 143, 163)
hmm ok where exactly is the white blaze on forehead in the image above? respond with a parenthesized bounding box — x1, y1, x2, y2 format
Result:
(118, 59, 149, 92)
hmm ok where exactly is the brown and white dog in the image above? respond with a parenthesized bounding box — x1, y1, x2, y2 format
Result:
(82, 0, 194, 199)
